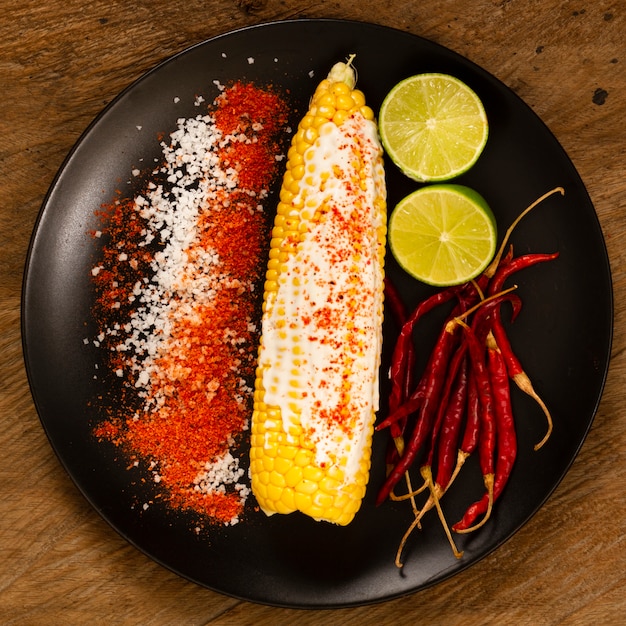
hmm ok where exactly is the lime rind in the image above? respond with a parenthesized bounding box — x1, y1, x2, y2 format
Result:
(388, 184, 497, 287)
(379, 73, 489, 182)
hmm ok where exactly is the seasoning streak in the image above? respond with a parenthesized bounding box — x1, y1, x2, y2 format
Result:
(91, 82, 289, 525)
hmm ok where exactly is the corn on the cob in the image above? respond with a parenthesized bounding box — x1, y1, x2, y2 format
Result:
(250, 57, 387, 525)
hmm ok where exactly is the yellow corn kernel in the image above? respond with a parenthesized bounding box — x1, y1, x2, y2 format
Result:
(278, 488, 296, 512)
(269, 236, 283, 249)
(332, 109, 350, 126)
(263, 279, 278, 293)
(291, 163, 305, 180)
(294, 492, 313, 512)
(250, 55, 387, 526)
(287, 145, 303, 164)
(335, 93, 355, 110)
(279, 187, 294, 204)
(331, 81, 352, 96)
(316, 104, 336, 119)
(351, 89, 366, 107)
(273, 455, 292, 475)
(284, 465, 302, 487)
(294, 138, 311, 156)
(312, 115, 330, 128)
(295, 479, 319, 496)
(299, 114, 315, 129)
(315, 91, 335, 107)
(360, 105, 375, 121)
(303, 127, 318, 144)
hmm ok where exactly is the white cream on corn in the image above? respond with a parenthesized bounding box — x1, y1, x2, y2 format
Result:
(258, 114, 387, 481)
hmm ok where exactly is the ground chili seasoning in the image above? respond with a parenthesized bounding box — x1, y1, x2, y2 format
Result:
(90, 81, 290, 526)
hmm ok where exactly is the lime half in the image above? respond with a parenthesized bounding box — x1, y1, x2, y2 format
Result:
(379, 73, 488, 182)
(388, 185, 497, 286)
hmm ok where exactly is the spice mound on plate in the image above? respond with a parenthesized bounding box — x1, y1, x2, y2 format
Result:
(90, 81, 290, 526)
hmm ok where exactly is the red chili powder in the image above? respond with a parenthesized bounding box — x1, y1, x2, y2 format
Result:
(91, 82, 290, 526)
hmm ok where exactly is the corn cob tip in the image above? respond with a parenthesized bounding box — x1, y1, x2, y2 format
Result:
(327, 54, 357, 89)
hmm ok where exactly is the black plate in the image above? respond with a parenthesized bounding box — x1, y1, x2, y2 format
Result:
(22, 19, 612, 608)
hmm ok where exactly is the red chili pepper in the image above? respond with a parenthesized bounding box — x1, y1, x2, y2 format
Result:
(376, 323, 459, 506)
(490, 340, 517, 489)
(454, 338, 517, 532)
(443, 365, 482, 496)
(386, 341, 416, 466)
(381, 282, 485, 434)
(408, 351, 470, 524)
(491, 314, 523, 377)
(388, 286, 458, 415)
(394, 350, 470, 561)
(487, 252, 559, 296)
(439, 292, 519, 477)
(461, 368, 481, 458)
(425, 342, 468, 469)
(491, 308, 554, 450)
(384, 277, 407, 328)
(383, 277, 413, 465)
(377, 298, 467, 432)
(448, 295, 518, 481)
(434, 354, 469, 491)
(463, 323, 496, 484)
(424, 289, 512, 504)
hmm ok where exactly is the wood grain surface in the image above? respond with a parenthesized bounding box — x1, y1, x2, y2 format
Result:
(1, 0, 624, 624)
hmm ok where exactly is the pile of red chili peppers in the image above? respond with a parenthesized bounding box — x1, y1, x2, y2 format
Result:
(377, 187, 564, 567)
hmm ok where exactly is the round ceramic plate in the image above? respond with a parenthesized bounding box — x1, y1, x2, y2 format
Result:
(22, 19, 612, 608)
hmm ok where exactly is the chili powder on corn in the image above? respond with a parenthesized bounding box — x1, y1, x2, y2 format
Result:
(90, 81, 290, 526)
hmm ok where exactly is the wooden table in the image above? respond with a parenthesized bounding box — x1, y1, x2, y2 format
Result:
(2, 1, 624, 623)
